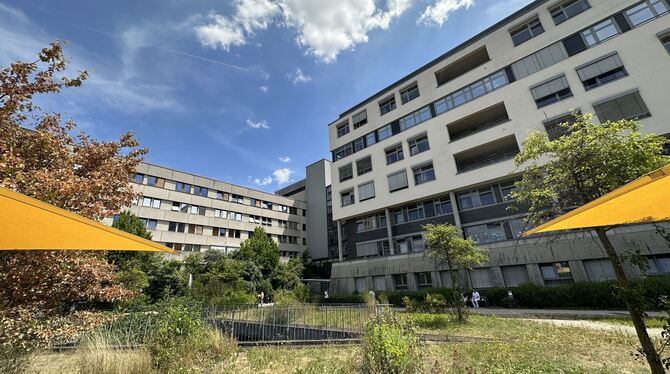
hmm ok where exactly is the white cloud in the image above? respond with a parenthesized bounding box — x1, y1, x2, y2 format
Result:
(246, 119, 270, 129)
(273, 168, 294, 184)
(279, 156, 291, 163)
(252, 176, 274, 186)
(287, 68, 311, 84)
(259, 85, 268, 93)
(418, 0, 474, 26)
(194, 0, 413, 63)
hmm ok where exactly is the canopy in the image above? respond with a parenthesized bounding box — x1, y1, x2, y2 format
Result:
(524, 163, 670, 236)
(0, 186, 175, 253)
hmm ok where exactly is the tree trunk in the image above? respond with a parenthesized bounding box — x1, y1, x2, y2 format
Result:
(448, 265, 464, 322)
(595, 227, 664, 373)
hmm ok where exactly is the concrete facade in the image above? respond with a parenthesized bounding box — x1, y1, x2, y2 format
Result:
(326, 0, 670, 294)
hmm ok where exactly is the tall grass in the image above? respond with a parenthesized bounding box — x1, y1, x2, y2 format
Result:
(77, 333, 152, 374)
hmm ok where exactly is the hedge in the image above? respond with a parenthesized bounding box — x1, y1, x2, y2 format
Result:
(325, 275, 670, 310)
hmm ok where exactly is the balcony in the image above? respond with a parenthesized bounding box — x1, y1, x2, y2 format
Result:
(447, 102, 510, 141)
(454, 135, 520, 173)
(435, 46, 490, 87)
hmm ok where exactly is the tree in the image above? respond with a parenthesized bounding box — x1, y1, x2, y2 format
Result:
(235, 227, 280, 277)
(0, 41, 147, 312)
(423, 223, 488, 322)
(511, 112, 668, 373)
(112, 210, 152, 240)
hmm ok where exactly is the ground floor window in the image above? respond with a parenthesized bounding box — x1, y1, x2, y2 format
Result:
(415, 272, 432, 289)
(393, 274, 408, 291)
(502, 265, 530, 287)
(540, 262, 574, 285)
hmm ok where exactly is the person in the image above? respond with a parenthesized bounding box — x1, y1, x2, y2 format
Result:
(471, 289, 481, 308)
(258, 291, 265, 305)
(324, 290, 329, 300)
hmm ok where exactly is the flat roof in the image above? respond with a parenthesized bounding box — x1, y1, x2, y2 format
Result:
(330, 0, 549, 125)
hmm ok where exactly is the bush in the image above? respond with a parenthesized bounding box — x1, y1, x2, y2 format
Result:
(0, 345, 32, 374)
(78, 333, 152, 374)
(361, 310, 422, 374)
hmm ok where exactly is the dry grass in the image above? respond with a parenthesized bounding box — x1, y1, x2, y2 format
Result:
(77, 334, 152, 374)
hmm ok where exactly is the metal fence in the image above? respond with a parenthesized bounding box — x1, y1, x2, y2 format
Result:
(203, 303, 391, 345)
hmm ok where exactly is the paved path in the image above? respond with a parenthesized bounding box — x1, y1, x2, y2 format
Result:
(522, 318, 664, 337)
(471, 307, 665, 319)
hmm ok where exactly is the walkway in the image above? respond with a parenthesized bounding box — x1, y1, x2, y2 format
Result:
(471, 307, 665, 319)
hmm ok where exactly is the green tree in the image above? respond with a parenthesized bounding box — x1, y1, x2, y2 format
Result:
(112, 210, 152, 240)
(511, 113, 668, 373)
(272, 257, 305, 290)
(235, 227, 280, 277)
(422, 223, 488, 322)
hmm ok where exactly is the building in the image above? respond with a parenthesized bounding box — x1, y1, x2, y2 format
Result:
(105, 162, 308, 259)
(326, 0, 670, 294)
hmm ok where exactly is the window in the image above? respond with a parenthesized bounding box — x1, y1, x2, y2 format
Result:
(500, 181, 516, 201)
(550, 0, 590, 25)
(353, 110, 368, 129)
(356, 242, 379, 258)
(230, 194, 244, 204)
(385, 144, 404, 164)
(341, 189, 355, 207)
(433, 70, 508, 115)
(510, 42, 569, 80)
(175, 182, 191, 193)
(581, 18, 619, 47)
(393, 274, 408, 290)
(333, 143, 353, 160)
(339, 163, 353, 182)
(464, 222, 506, 244)
(647, 255, 670, 274)
(229, 212, 242, 221)
(216, 191, 224, 200)
(194, 186, 208, 197)
(411, 235, 425, 252)
(387, 170, 408, 192)
(358, 181, 375, 201)
(400, 83, 420, 104)
(183, 244, 201, 252)
(379, 96, 396, 115)
(392, 209, 405, 224)
(583, 259, 616, 281)
(377, 124, 393, 141)
(168, 222, 186, 233)
(624, 0, 669, 27)
(661, 33, 670, 54)
(508, 218, 534, 239)
(356, 156, 373, 176)
(366, 132, 377, 147)
(530, 75, 573, 108)
(171, 202, 180, 212)
(373, 276, 386, 291)
(141, 219, 157, 230)
(407, 204, 425, 221)
(146, 176, 165, 188)
(593, 91, 650, 122)
(434, 199, 452, 216)
(188, 224, 203, 235)
(576, 53, 627, 91)
(212, 227, 226, 237)
(399, 106, 431, 131)
(408, 134, 430, 156)
(543, 112, 579, 140)
(132, 173, 145, 184)
(141, 197, 161, 209)
(458, 187, 497, 210)
(228, 229, 241, 239)
(190, 205, 205, 215)
(440, 271, 458, 288)
(502, 265, 530, 287)
(470, 268, 492, 288)
(416, 272, 432, 289)
(413, 163, 436, 185)
(354, 277, 368, 291)
(336, 122, 350, 138)
(540, 262, 574, 285)
(510, 18, 545, 46)
(356, 216, 376, 233)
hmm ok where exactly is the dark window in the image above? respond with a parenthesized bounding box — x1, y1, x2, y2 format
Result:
(408, 134, 430, 156)
(464, 222, 506, 244)
(593, 91, 651, 122)
(353, 110, 368, 129)
(194, 186, 208, 197)
(660, 33, 670, 54)
(339, 163, 353, 182)
(416, 272, 432, 289)
(577, 53, 627, 91)
(377, 124, 393, 141)
(356, 156, 373, 176)
(543, 112, 580, 140)
(550, 0, 590, 25)
(400, 83, 420, 104)
(510, 18, 545, 46)
(413, 163, 436, 185)
(379, 96, 396, 115)
(540, 262, 574, 285)
(458, 187, 497, 210)
(354, 137, 365, 152)
(530, 75, 573, 108)
(434, 199, 452, 216)
(563, 33, 588, 56)
(385, 144, 404, 164)
(146, 176, 165, 188)
(407, 204, 425, 221)
(133, 173, 144, 183)
(341, 190, 355, 207)
(393, 274, 408, 290)
(336, 122, 350, 138)
(399, 106, 432, 131)
(175, 182, 191, 193)
(168, 222, 186, 233)
(333, 143, 353, 160)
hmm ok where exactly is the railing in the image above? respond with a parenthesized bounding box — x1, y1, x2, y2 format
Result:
(456, 148, 519, 173)
(203, 303, 391, 345)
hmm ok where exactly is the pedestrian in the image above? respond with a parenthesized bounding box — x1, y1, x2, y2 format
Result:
(324, 290, 329, 300)
(471, 289, 480, 308)
(258, 291, 265, 305)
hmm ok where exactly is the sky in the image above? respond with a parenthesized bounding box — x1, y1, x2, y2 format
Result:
(0, 0, 533, 191)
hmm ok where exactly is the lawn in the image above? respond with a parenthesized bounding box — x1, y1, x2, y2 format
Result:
(28, 313, 653, 373)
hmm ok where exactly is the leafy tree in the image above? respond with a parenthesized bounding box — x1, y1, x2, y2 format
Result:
(511, 113, 668, 373)
(272, 257, 305, 290)
(112, 210, 152, 240)
(235, 227, 280, 277)
(423, 223, 488, 322)
(0, 42, 147, 312)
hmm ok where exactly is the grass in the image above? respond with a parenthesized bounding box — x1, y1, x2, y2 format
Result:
(28, 313, 655, 373)
(589, 316, 666, 329)
(78, 334, 152, 374)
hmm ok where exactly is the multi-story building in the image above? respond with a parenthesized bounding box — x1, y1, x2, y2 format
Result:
(327, 0, 670, 293)
(106, 162, 308, 259)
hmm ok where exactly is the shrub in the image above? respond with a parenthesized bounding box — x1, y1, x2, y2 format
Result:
(361, 309, 422, 374)
(78, 333, 152, 374)
(0, 344, 32, 374)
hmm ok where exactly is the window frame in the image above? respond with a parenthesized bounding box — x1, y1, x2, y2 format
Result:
(387, 170, 409, 192)
(336, 121, 350, 138)
(385, 143, 404, 165)
(357, 181, 376, 202)
(340, 189, 355, 207)
(338, 163, 354, 182)
(399, 82, 420, 104)
(412, 162, 436, 186)
(379, 95, 397, 115)
(510, 17, 545, 46)
(352, 110, 368, 129)
(549, 0, 590, 25)
(407, 133, 430, 156)
(356, 155, 373, 176)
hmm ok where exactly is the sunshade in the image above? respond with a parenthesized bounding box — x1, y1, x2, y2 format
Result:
(524, 163, 670, 235)
(0, 186, 175, 253)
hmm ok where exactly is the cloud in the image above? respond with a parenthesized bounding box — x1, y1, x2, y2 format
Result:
(194, 0, 413, 63)
(287, 68, 311, 84)
(252, 176, 274, 186)
(418, 0, 474, 26)
(272, 168, 294, 184)
(246, 119, 270, 129)
(279, 156, 291, 163)
(259, 85, 268, 93)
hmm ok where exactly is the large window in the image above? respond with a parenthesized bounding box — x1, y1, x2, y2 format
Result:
(379, 95, 397, 115)
(193, 186, 208, 197)
(168, 222, 186, 233)
(530, 75, 573, 108)
(141, 197, 161, 209)
(581, 18, 619, 47)
(354, 277, 368, 291)
(470, 268, 492, 288)
(458, 187, 497, 210)
(385, 144, 404, 164)
(190, 205, 205, 215)
(434, 70, 508, 115)
(339, 163, 353, 182)
(356, 214, 386, 233)
(464, 222, 506, 244)
(624, 0, 669, 27)
(341, 189, 355, 207)
(352, 110, 368, 129)
(387, 170, 409, 192)
(356, 156, 373, 176)
(550, 0, 590, 25)
(412, 162, 436, 185)
(133, 173, 144, 183)
(175, 182, 191, 193)
(593, 91, 650, 122)
(333, 143, 353, 160)
(399, 106, 431, 131)
(377, 124, 393, 141)
(356, 243, 379, 258)
(393, 274, 408, 290)
(510, 18, 545, 46)
(416, 272, 432, 289)
(408, 134, 430, 156)
(543, 112, 579, 140)
(647, 255, 670, 274)
(358, 181, 375, 201)
(407, 204, 425, 222)
(434, 198, 453, 216)
(146, 176, 165, 188)
(373, 276, 386, 291)
(336, 122, 350, 138)
(576, 53, 627, 91)
(583, 259, 616, 281)
(540, 262, 574, 285)
(502, 265, 530, 287)
(400, 83, 420, 104)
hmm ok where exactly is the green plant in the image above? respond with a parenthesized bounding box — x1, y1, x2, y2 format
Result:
(361, 310, 422, 374)
(0, 345, 32, 374)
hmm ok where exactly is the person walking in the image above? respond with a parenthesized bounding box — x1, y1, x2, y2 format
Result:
(471, 289, 481, 308)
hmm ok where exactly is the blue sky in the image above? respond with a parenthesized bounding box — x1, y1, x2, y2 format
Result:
(0, 0, 531, 191)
